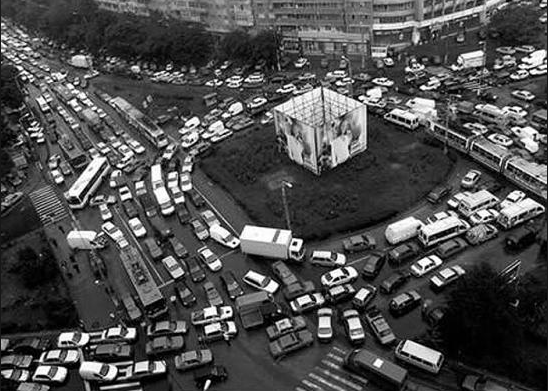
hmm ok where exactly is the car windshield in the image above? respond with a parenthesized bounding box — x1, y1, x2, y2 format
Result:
(99, 364, 110, 376)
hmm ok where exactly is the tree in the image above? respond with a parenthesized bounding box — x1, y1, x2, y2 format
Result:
(251, 30, 277, 68)
(220, 30, 253, 62)
(1, 65, 24, 109)
(15, 247, 59, 288)
(489, 5, 542, 46)
(0, 148, 14, 179)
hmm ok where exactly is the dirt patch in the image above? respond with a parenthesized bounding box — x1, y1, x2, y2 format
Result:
(262, 170, 296, 191)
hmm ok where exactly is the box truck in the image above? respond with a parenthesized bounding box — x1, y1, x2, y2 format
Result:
(450, 50, 485, 71)
(384, 217, 423, 245)
(239, 225, 305, 262)
(66, 230, 108, 250)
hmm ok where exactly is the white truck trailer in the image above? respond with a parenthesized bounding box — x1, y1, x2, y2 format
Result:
(451, 50, 485, 71)
(239, 225, 305, 262)
(66, 230, 107, 250)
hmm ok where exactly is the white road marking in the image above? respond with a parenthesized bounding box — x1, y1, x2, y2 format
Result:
(301, 379, 326, 391)
(331, 346, 348, 354)
(326, 353, 344, 362)
(308, 373, 348, 391)
(316, 368, 362, 391)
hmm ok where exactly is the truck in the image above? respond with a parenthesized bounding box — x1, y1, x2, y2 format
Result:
(69, 54, 93, 69)
(66, 230, 108, 250)
(384, 217, 423, 245)
(450, 50, 485, 72)
(235, 291, 284, 330)
(239, 225, 305, 262)
(405, 97, 438, 125)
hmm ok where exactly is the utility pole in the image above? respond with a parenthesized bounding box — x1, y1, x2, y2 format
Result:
(342, 54, 353, 97)
(280, 181, 292, 231)
(360, 22, 365, 70)
(275, 26, 282, 72)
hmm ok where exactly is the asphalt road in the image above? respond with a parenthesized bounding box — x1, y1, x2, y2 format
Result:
(10, 51, 544, 391)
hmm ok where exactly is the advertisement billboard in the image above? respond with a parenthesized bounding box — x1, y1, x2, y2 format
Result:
(274, 110, 319, 174)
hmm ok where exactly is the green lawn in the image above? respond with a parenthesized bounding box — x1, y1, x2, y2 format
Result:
(201, 116, 454, 240)
(0, 196, 41, 245)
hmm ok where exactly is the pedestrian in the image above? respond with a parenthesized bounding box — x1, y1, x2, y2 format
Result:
(74, 264, 80, 273)
(69, 254, 76, 263)
(58, 225, 65, 234)
(50, 238, 58, 248)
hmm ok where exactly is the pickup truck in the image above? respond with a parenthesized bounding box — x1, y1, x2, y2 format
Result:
(266, 316, 307, 340)
(190, 306, 233, 326)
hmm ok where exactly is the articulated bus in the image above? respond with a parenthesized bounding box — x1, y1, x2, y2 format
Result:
(503, 156, 548, 199)
(468, 138, 511, 172)
(65, 157, 110, 209)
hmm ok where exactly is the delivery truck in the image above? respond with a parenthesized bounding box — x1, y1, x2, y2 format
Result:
(239, 225, 305, 262)
(450, 50, 485, 71)
(384, 217, 423, 245)
(66, 230, 108, 250)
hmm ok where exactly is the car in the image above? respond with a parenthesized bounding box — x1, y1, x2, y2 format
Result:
(190, 305, 233, 326)
(276, 83, 297, 94)
(290, 293, 325, 314)
(266, 317, 307, 342)
(203, 281, 224, 307)
(462, 122, 489, 136)
(50, 169, 64, 185)
(426, 211, 458, 225)
(469, 208, 500, 225)
(183, 256, 205, 283)
(146, 321, 188, 338)
(187, 189, 206, 207)
(360, 251, 386, 279)
(294, 57, 309, 69)
(502, 105, 528, 119)
(79, 361, 118, 382)
(145, 336, 184, 357)
(309, 251, 346, 267)
(38, 349, 80, 366)
(387, 242, 420, 266)
(170, 186, 185, 205)
(380, 271, 411, 294)
(98, 204, 112, 221)
(282, 280, 316, 301)
(181, 156, 193, 173)
(383, 57, 395, 66)
(190, 218, 210, 241)
(216, 271, 244, 301)
(176, 283, 197, 307)
(488, 133, 513, 148)
(47, 155, 60, 170)
(174, 349, 213, 371)
(2, 369, 30, 382)
(162, 256, 185, 280)
(193, 365, 228, 388)
(178, 172, 192, 192)
(200, 209, 220, 228)
(421, 299, 447, 327)
(269, 330, 314, 359)
(342, 309, 365, 345)
(162, 143, 178, 162)
(100, 326, 137, 343)
(31, 365, 68, 384)
(118, 185, 133, 202)
(271, 261, 299, 286)
(168, 237, 188, 258)
(88, 343, 134, 362)
(419, 78, 441, 91)
(197, 246, 222, 271)
(461, 170, 481, 189)
(143, 238, 163, 261)
(127, 139, 145, 155)
(57, 332, 90, 349)
(134, 180, 147, 197)
(430, 265, 466, 292)
(500, 190, 526, 210)
(466, 224, 499, 245)
(342, 233, 376, 253)
(364, 306, 396, 345)
(434, 238, 469, 259)
(496, 46, 515, 55)
(101, 221, 126, 245)
(320, 266, 358, 287)
(455, 32, 465, 43)
(372, 77, 394, 87)
(461, 375, 513, 391)
(122, 360, 167, 381)
(126, 217, 146, 238)
(174, 205, 191, 226)
(529, 64, 547, 76)
(351, 285, 377, 311)
(509, 69, 529, 80)
(205, 79, 223, 88)
(447, 191, 472, 209)
(326, 284, 356, 304)
(243, 270, 279, 294)
(209, 224, 240, 249)
(389, 290, 422, 317)
(199, 321, 237, 343)
(166, 171, 179, 190)
(409, 255, 443, 277)
(1, 355, 34, 369)
(511, 90, 535, 102)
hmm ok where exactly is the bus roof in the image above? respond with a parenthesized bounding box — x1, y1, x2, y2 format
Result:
(533, 109, 547, 119)
(500, 198, 544, 216)
(66, 157, 108, 196)
(119, 246, 164, 307)
(420, 216, 465, 235)
(506, 156, 547, 184)
(471, 137, 512, 157)
(350, 349, 408, 385)
(388, 108, 418, 120)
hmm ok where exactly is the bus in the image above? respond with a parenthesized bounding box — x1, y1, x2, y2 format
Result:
(65, 157, 110, 209)
(119, 246, 168, 320)
(497, 198, 545, 230)
(457, 189, 500, 218)
(383, 108, 420, 130)
(503, 157, 547, 200)
(468, 138, 511, 172)
(395, 340, 445, 374)
(150, 164, 164, 190)
(35, 95, 50, 114)
(344, 349, 408, 391)
(417, 216, 470, 247)
(110, 96, 169, 149)
(59, 135, 88, 171)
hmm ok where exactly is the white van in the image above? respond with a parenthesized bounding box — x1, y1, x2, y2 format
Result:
(153, 187, 174, 216)
(457, 190, 499, 218)
(385, 217, 424, 245)
(395, 340, 444, 374)
(150, 164, 163, 190)
(66, 230, 107, 250)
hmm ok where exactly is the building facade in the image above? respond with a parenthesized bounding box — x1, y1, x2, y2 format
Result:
(94, 0, 505, 52)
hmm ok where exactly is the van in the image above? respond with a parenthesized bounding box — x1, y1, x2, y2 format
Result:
(121, 295, 142, 323)
(505, 226, 538, 250)
(385, 217, 424, 245)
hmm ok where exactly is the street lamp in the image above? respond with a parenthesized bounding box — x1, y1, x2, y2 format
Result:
(280, 180, 293, 230)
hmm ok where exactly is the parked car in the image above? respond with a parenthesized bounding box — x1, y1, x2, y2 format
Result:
(361, 251, 387, 279)
(193, 365, 228, 388)
(199, 321, 237, 343)
(145, 336, 184, 357)
(422, 299, 447, 327)
(203, 281, 224, 307)
(88, 343, 133, 362)
(462, 375, 513, 391)
(169, 237, 188, 258)
(197, 246, 222, 272)
(434, 238, 468, 259)
(389, 290, 422, 317)
(100, 326, 137, 343)
(162, 256, 185, 280)
(243, 270, 279, 294)
(316, 308, 334, 342)
(176, 283, 197, 307)
(461, 170, 481, 189)
(410, 255, 443, 277)
(342, 234, 376, 252)
(351, 285, 377, 311)
(190, 218, 209, 241)
(1, 355, 34, 369)
(426, 185, 452, 203)
(326, 284, 356, 304)
(56, 332, 90, 349)
(380, 271, 411, 294)
(271, 261, 299, 286)
(38, 349, 80, 366)
(220, 271, 245, 300)
(146, 321, 188, 338)
(174, 349, 213, 371)
(310, 251, 346, 267)
(430, 265, 466, 292)
(266, 317, 307, 341)
(387, 242, 420, 265)
(342, 309, 365, 345)
(320, 267, 358, 287)
(290, 293, 326, 314)
(364, 306, 396, 345)
(186, 256, 206, 283)
(469, 209, 500, 225)
(268, 330, 314, 359)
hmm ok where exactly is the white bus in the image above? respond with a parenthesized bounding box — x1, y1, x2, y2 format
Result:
(457, 190, 500, 218)
(153, 187, 174, 216)
(417, 216, 470, 247)
(383, 108, 420, 130)
(150, 164, 164, 190)
(395, 340, 445, 374)
(35, 95, 50, 114)
(65, 157, 110, 209)
(497, 198, 545, 230)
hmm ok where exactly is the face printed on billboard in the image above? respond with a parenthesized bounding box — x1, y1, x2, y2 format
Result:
(275, 110, 318, 173)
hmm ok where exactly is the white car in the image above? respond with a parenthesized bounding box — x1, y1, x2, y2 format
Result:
(118, 185, 133, 201)
(469, 208, 500, 225)
(244, 73, 265, 84)
(426, 210, 458, 224)
(226, 75, 243, 85)
(334, 77, 354, 88)
(39, 349, 80, 365)
(260, 112, 274, 125)
(515, 45, 535, 54)
(48, 154, 60, 170)
(181, 131, 199, 149)
(405, 62, 426, 73)
(128, 217, 147, 238)
(495, 46, 515, 55)
(488, 133, 513, 148)
(99, 204, 112, 221)
(500, 190, 526, 210)
(50, 169, 64, 185)
(135, 180, 147, 197)
(57, 331, 90, 348)
(325, 70, 347, 80)
(276, 84, 297, 94)
(101, 221, 125, 243)
(419, 78, 441, 91)
(290, 293, 325, 314)
(97, 142, 111, 155)
(205, 79, 223, 88)
(294, 57, 309, 69)
(316, 308, 333, 341)
(247, 96, 267, 110)
(511, 90, 535, 102)
(383, 57, 394, 67)
(197, 246, 223, 272)
(410, 255, 443, 277)
(170, 187, 186, 205)
(180, 172, 192, 192)
(162, 143, 178, 161)
(502, 105, 528, 118)
(167, 171, 179, 189)
(310, 251, 346, 267)
(209, 224, 240, 249)
(162, 256, 185, 280)
(320, 266, 358, 287)
(529, 64, 547, 76)
(509, 70, 529, 80)
(118, 144, 134, 159)
(463, 122, 489, 135)
(109, 170, 123, 188)
(128, 139, 145, 154)
(100, 326, 138, 343)
(358, 95, 386, 108)
(210, 128, 233, 143)
(181, 156, 193, 173)
(32, 365, 68, 383)
(242, 270, 279, 294)
(372, 77, 394, 87)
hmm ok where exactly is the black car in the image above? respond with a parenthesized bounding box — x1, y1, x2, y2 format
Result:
(380, 271, 411, 294)
(176, 204, 191, 225)
(89, 343, 134, 362)
(434, 238, 468, 259)
(12, 338, 50, 356)
(421, 299, 447, 327)
(361, 251, 387, 279)
(186, 256, 206, 283)
(426, 185, 452, 203)
(271, 261, 299, 286)
(169, 237, 189, 258)
(342, 234, 376, 253)
(220, 271, 245, 300)
(505, 225, 538, 250)
(176, 283, 197, 307)
(187, 189, 206, 208)
(325, 284, 356, 304)
(194, 365, 228, 388)
(388, 290, 422, 317)
(282, 280, 316, 301)
(387, 242, 420, 266)
(122, 200, 139, 219)
(143, 238, 163, 261)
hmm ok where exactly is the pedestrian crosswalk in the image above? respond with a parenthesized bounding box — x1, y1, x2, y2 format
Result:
(28, 185, 69, 226)
(99, 381, 142, 391)
(295, 346, 370, 391)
